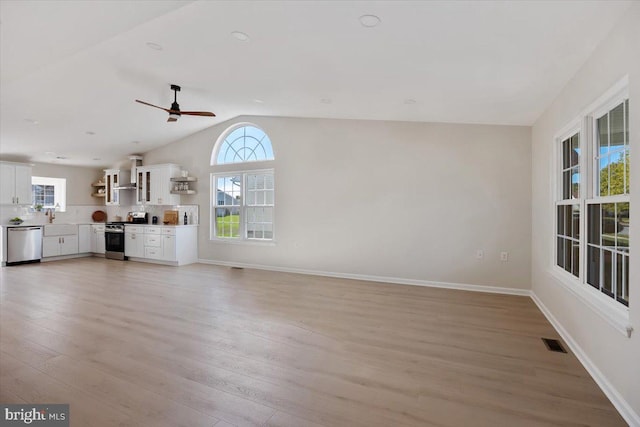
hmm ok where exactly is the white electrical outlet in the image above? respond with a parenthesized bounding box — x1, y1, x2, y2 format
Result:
(500, 251, 509, 261)
(476, 250, 484, 260)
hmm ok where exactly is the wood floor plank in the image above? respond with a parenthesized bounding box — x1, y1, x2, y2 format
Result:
(0, 258, 627, 426)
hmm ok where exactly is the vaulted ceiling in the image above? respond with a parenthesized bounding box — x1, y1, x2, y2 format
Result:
(0, 0, 633, 167)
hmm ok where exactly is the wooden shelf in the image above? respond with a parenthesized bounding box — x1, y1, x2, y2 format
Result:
(92, 182, 106, 187)
(170, 177, 197, 182)
(92, 193, 106, 197)
(170, 190, 196, 195)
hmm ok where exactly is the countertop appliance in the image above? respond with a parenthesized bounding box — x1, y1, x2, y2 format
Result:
(7, 226, 43, 265)
(105, 222, 127, 260)
(130, 212, 148, 224)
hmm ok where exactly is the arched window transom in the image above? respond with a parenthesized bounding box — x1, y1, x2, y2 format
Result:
(215, 125, 274, 165)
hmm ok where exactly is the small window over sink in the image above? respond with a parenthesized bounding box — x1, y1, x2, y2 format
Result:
(32, 176, 66, 212)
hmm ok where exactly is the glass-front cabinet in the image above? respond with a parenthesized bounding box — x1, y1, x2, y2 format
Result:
(136, 164, 181, 206)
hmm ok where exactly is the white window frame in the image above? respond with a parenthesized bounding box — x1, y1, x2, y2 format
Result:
(31, 176, 66, 212)
(210, 169, 275, 244)
(550, 78, 631, 337)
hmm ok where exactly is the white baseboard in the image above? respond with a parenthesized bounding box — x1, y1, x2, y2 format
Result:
(530, 292, 640, 427)
(197, 258, 531, 296)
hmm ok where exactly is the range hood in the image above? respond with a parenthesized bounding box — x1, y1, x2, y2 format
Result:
(113, 156, 142, 190)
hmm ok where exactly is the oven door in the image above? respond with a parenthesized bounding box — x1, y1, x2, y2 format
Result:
(105, 230, 126, 260)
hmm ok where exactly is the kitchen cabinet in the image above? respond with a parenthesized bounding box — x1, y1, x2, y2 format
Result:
(124, 226, 145, 258)
(162, 228, 176, 261)
(136, 164, 181, 205)
(0, 162, 32, 205)
(132, 225, 197, 265)
(78, 224, 91, 253)
(43, 224, 78, 257)
(90, 224, 105, 254)
(104, 169, 133, 206)
(143, 226, 163, 259)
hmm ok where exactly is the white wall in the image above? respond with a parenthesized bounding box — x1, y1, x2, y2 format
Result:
(144, 116, 531, 290)
(531, 4, 639, 421)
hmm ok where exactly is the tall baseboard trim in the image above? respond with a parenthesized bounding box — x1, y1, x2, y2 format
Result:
(530, 292, 640, 427)
(197, 258, 531, 296)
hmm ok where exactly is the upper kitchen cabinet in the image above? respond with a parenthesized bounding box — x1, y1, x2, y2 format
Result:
(136, 164, 181, 206)
(104, 169, 133, 206)
(0, 162, 32, 205)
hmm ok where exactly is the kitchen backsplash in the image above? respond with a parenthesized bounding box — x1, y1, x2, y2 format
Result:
(1, 204, 199, 226)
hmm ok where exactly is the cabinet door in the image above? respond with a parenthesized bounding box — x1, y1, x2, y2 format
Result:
(162, 235, 176, 261)
(149, 168, 163, 205)
(105, 171, 120, 205)
(42, 236, 60, 257)
(78, 225, 91, 253)
(0, 163, 16, 204)
(95, 231, 105, 254)
(59, 235, 78, 256)
(14, 165, 32, 205)
(125, 232, 144, 257)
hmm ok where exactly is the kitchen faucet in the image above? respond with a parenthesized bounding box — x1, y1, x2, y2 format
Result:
(46, 208, 55, 223)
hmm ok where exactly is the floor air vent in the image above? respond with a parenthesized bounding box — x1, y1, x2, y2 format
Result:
(542, 338, 567, 353)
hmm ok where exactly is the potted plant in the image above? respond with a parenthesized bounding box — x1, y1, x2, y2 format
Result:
(9, 217, 23, 225)
(34, 204, 43, 212)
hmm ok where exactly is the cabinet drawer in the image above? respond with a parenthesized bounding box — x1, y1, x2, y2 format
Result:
(144, 234, 161, 247)
(162, 227, 176, 235)
(125, 226, 145, 233)
(144, 246, 162, 259)
(145, 227, 162, 235)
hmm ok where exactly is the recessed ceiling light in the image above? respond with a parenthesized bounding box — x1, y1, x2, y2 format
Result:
(45, 151, 55, 156)
(320, 98, 332, 104)
(404, 98, 417, 105)
(231, 31, 250, 41)
(86, 131, 95, 135)
(92, 158, 101, 161)
(359, 14, 381, 28)
(56, 156, 68, 160)
(131, 140, 141, 145)
(254, 99, 264, 104)
(146, 42, 163, 51)
(24, 118, 39, 124)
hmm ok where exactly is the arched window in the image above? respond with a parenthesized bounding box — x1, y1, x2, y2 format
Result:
(211, 123, 275, 242)
(212, 124, 274, 165)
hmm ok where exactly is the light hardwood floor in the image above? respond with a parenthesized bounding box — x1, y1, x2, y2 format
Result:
(0, 258, 626, 427)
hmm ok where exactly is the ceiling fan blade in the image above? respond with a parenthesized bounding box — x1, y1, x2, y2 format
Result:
(135, 99, 170, 112)
(181, 111, 216, 117)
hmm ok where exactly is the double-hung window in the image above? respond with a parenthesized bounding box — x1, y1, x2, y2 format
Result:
(555, 86, 630, 310)
(213, 171, 274, 240)
(211, 124, 275, 242)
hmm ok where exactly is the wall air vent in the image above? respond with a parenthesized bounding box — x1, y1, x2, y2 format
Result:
(542, 338, 567, 353)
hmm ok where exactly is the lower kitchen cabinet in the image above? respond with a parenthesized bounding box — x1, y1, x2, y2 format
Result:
(43, 224, 79, 258)
(78, 224, 91, 253)
(162, 234, 176, 261)
(124, 226, 145, 258)
(90, 224, 105, 254)
(129, 225, 197, 265)
(43, 235, 78, 257)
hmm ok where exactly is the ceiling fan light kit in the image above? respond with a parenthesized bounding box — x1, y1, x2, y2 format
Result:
(135, 84, 216, 122)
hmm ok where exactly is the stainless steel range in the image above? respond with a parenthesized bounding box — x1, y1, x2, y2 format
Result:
(105, 222, 126, 260)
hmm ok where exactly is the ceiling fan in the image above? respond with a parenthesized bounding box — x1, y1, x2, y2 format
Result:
(135, 84, 216, 122)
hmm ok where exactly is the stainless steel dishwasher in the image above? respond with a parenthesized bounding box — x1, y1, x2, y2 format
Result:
(7, 226, 43, 265)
